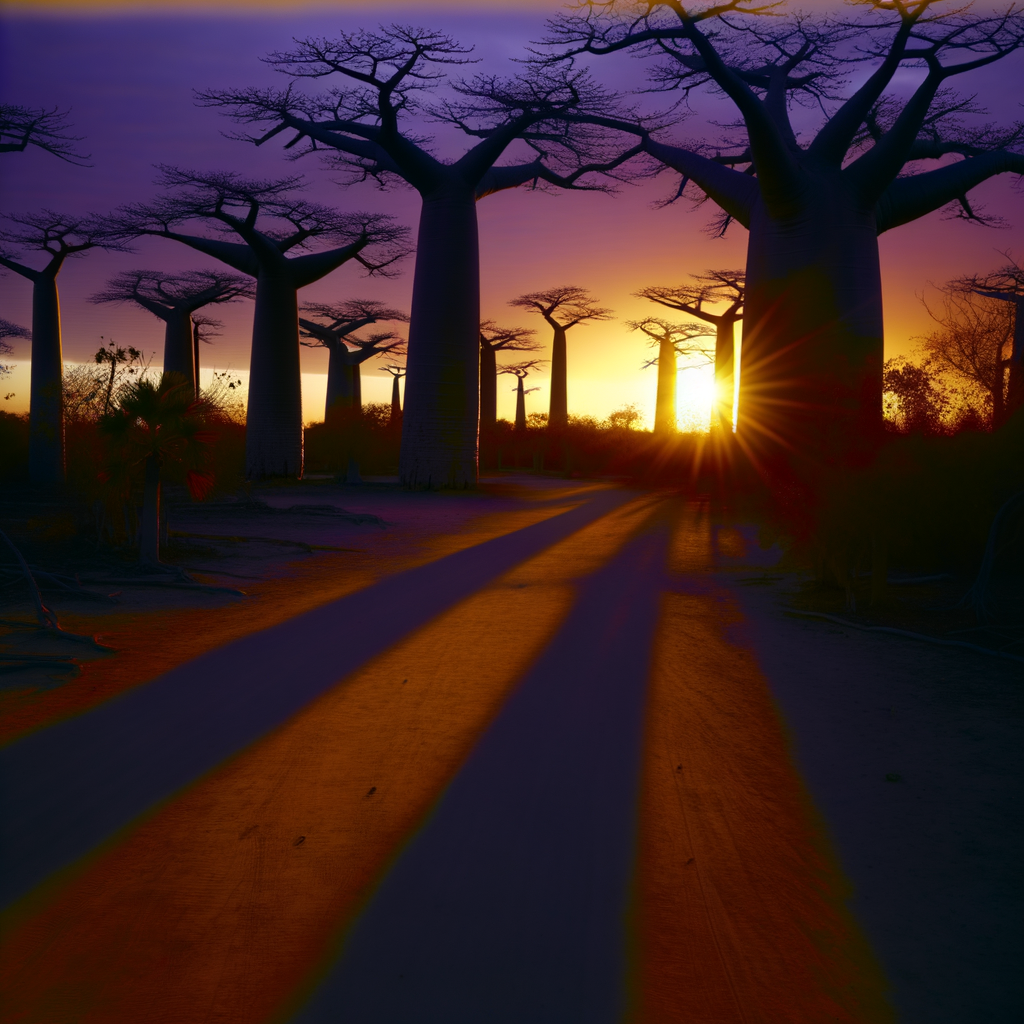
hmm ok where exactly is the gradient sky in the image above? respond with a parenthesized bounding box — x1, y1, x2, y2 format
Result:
(2, 1, 1022, 427)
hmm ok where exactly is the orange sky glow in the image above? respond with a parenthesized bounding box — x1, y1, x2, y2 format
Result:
(2, 2, 1021, 430)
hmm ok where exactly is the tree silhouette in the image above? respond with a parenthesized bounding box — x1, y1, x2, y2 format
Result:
(0, 104, 89, 165)
(500, 360, 545, 430)
(921, 282, 1016, 427)
(0, 319, 29, 381)
(0, 211, 125, 484)
(199, 24, 648, 487)
(628, 317, 714, 433)
(962, 253, 1024, 419)
(90, 270, 253, 394)
(508, 286, 612, 428)
(637, 270, 744, 433)
(541, 0, 1024, 466)
(105, 168, 408, 479)
(382, 363, 407, 424)
(479, 320, 541, 432)
(299, 299, 408, 419)
(98, 376, 215, 566)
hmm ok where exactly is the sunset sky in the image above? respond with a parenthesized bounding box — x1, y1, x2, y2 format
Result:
(2, 0, 1022, 429)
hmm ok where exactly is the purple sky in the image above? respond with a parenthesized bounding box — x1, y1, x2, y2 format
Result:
(2, 3, 1022, 425)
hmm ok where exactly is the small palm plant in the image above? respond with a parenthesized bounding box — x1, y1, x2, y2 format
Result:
(99, 373, 215, 565)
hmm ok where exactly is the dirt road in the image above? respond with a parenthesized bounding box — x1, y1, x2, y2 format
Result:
(1, 481, 1019, 1022)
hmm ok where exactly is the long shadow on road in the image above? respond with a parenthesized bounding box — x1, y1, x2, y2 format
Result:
(1, 488, 634, 909)
(292, 523, 671, 1024)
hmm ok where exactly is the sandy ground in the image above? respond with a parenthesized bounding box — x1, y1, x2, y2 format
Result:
(0, 478, 1020, 1023)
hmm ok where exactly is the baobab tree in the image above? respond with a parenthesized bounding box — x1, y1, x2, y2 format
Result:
(509, 286, 612, 428)
(382, 364, 406, 424)
(90, 270, 253, 394)
(106, 169, 407, 478)
(0, 211, 124, 484)
(637, 271, 744, 433)
(628, 317, 714, 433)
(479, 320, 541, 432)
(299, 299, 408, 418)
(542, 0, 1024, 469)
(500, 361, 545, 431)
(963, 254, 1024, 420)
(199, 25, 649, 487)
(0, 104, 89, 164)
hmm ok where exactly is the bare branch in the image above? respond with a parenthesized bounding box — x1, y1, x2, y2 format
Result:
(0, 104, 90, 165)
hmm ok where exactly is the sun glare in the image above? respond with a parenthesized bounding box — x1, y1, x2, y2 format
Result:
(676, 363, 715, 433)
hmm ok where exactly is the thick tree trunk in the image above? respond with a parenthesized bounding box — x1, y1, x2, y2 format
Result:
(140, 453, 161, 565)
(245, 269, 303, 479)
(548, 325, 568, 428)
(712, 319, 736, 434)
(390, 375, 402, 424)
(515, 377, 526, 431)
(740, 181, 884, 470)
(352, 363, 363, 412)
(479, 342, 497, 431)
(192, 320, 201, 393)
(28, 274, 64, 485)
(654, 337, 677, 434)
(162, 308, 195, 393)
(324, 342, 355, 420)
(399, 190, 480, 488)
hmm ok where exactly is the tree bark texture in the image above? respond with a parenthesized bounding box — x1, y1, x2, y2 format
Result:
(162, 308, 196, 392)
(740, 180, 884, 470)
(479, 341, 497, 432)
(515, 377, 526, 431)
(712, 319, 736, 435)
(140, 454, 161, 565)
(245, 270, 303, 479)
(654, 337, 677, 434)
(548, 325, 568, 428)
(399, 193, 480, 488)
(28, 275, 65, 485)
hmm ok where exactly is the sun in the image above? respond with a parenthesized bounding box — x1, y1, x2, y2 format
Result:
(676, 362, 716, 433)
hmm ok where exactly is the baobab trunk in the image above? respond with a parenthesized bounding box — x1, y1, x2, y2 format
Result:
(1007, 309, 1024, 420)
(548, 325, 568, 428)
(192, 320, 201, 393)
(740, 183, 883, 470)
(712, 319, 736, 435)
(28, 274, 64, 485)
(245, 270, 303, 479)
(390, 375, 403, 423)
(515, 376, 526, 431)
(479, 342, 497, 432)
(654, 336, 677, 434)
(399, 191, 480, 488)
(325, 343, 356, 419)
(162, 307, 195, 392)
(352, 363, 363, 412)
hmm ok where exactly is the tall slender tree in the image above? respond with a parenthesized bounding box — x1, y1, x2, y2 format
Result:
(382, 363, 407, 424)
(637, 271, 744, 432)
(500, 361, 545, 431)
(90, 270, 253, 394)
(508, 286, 612, 427)
(0, 104, 89, 164)
(299, 299, 408, 418)
(479, 320, 541, 432)
(628, 317, 714, 433)
(107, 169, 407, 478)
(0, 211, 124, 484)
(542, 0, 1024, 470)
(964, 254, 1024, 420)
(199, 25, 649, 488)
